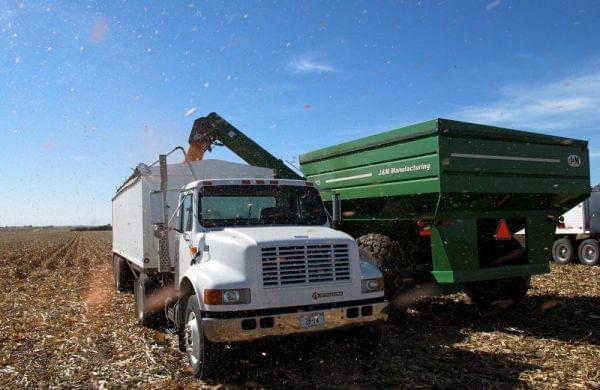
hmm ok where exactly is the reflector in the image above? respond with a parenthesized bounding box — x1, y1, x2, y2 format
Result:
(494, 219, 512, 241)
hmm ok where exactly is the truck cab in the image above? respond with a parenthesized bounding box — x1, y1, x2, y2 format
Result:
(111, 118, 388, 379)
(163, 178, 386, 377)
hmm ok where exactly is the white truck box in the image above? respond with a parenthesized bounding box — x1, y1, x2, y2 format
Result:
(556, 191, 600, 235)
(112, 159, 273, 270)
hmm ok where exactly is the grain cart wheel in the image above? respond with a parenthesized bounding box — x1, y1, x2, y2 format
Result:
(112, 255, 132, 292)
(578, 239, 600, 266)
(134, 274, 161, 327)
(184, 294, 222, 379)
(552, 238, 574, 264)
(357, 234, 406, 297)
(465, 276, 530, 307)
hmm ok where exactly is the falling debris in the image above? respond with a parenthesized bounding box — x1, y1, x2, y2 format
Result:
(486, 0, 501, 10)
(185, 107, 198, 117)
(90, 18, 109, 44)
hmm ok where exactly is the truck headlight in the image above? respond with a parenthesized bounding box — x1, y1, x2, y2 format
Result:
(204, 288, 251, 305)
(361, 277, 384, 293)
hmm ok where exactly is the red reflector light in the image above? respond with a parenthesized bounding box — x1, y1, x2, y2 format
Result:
(419, 228, 432, 237)
(494, 219, 512, 241)
(242, 179, 251, 185)
(557, 223, 566, 229)
(255, 179, 265, 185)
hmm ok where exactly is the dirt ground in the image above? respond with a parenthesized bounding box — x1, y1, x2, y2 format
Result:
(0, 229, 598, 389)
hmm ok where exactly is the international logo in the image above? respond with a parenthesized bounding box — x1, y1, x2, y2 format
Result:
(567, 154, 581, 168)
(312, 291, 343, 300)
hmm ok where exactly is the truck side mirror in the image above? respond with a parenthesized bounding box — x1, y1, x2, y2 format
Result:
(332, 192, 342, 224)
(150, 191, 165, 225)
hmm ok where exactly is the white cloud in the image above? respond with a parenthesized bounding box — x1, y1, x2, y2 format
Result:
(288, 55, 336, 74)
(454, 71, 600, 132)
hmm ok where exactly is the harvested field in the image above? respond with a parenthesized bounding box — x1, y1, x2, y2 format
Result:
(0, 229, 598, 388)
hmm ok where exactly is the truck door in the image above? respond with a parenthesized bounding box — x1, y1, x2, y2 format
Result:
(175, 192, 195, 284)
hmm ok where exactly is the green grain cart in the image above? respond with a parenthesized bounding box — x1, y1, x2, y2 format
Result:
(300, 119, 590, 305)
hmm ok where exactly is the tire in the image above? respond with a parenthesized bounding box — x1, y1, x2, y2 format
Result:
(578, 239, 600, 266)
(552, 238, 573, 264)
(183, 294, 222, 379)
(112, 255, 132, 292)
(356, 234, 405, 296)
(134, 274, 161, 327)
(465, 276, 530, 307)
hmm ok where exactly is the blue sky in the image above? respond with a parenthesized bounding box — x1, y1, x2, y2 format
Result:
(1, 0, 600, 225)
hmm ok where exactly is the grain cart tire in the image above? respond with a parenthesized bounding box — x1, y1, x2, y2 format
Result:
(112, 255, 132, 292)
(134, 274, 161, 327)
(552, 238, 574, 264)
(184, 294, 222, 379)
(357, 234, 406, 297)
(465, 276, 530, 307)
(578, 239, 600, 266)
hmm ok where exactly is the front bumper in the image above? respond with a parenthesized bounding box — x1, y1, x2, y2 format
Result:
(202, 300, 388, 342)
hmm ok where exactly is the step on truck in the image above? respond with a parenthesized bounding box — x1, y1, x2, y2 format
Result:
(299, 118, 590, 306)
(111, 147, 388, 378)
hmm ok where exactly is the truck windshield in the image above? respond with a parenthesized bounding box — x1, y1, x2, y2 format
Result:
(199, 185, 327, 227)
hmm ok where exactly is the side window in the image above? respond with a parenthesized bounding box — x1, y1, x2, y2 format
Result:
(180, 194, 193, 232)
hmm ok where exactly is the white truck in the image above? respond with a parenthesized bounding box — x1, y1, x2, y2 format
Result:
(111, 147, 388, 378)
(550, 190, 600, 266)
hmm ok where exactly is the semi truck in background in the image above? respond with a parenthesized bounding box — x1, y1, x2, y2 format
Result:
(111, 146, 388, 378)
(550, 190, 600, 266)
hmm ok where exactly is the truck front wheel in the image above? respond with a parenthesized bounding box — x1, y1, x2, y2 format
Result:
(134, 274, 161, 327)
(578, 239, 599, 266)
(552, 238, 573, 264)
(465, 276, 530, 307)
(184, 294, 222, 379)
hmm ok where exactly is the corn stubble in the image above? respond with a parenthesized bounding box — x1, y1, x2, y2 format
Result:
(0, 229, 598, 388)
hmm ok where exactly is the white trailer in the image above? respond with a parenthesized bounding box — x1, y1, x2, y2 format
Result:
(112, 150, 388, 379)
(551, 190, 600, 266)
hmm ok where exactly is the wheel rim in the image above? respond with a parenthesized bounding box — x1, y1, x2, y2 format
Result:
(555, 244, 571, 262)
(185, 311, 202, 370)
(581, 244, 597, 263)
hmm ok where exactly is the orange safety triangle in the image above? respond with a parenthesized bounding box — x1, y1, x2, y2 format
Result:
(494, 219, 512, 241)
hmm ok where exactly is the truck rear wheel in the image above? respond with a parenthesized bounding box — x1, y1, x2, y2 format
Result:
(578, 239, 599, 266)
(465, 276, 530, 307)
(112, 255, 132, 292)
(134, 274, 161, 327)
(552, 238, 573, 264)
(184, 294, 221, 379)
(357, 233, 406, 297)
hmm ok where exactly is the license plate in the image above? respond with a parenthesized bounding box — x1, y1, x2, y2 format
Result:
(299, 312, 325, 328)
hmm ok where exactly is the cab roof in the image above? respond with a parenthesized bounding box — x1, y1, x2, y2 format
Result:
(183, 178, 314, 190)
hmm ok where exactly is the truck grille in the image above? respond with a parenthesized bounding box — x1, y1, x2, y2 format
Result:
(261, 244, 351, 287)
